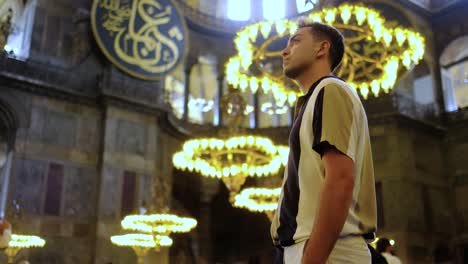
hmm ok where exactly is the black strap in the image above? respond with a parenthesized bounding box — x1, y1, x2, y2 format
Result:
(274, 246, 284, 264)
(363, 232, 376, 240)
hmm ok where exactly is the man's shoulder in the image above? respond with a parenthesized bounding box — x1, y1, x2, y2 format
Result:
(316, 77, 357, 98)
(317, 76, 347, 90)
(317, 80, 361, 107)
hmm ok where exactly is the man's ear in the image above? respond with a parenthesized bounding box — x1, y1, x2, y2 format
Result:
(316, 40, 330, 58)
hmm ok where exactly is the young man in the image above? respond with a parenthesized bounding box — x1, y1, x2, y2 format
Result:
(270, 20, 377, 264)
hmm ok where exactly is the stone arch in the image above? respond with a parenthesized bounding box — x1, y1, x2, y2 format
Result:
(439, 35, 468, 111)
(187, 54, 218, 124)
(440, 35, 468, 67)
(0, 89, 28, 146)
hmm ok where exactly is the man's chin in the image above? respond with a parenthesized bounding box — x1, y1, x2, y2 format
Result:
(284, 68, 300, 79)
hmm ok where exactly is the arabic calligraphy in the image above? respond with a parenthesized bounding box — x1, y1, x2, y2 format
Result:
(92, 0, 187, 79)
(100, 0, 131, 33)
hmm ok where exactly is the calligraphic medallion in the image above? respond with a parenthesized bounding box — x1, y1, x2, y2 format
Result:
(91, 0, 187, 80)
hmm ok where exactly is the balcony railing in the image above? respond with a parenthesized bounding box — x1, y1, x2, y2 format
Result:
(393, 93, 438, 122)
(0, 55, 98, 97)
(0, 55, 166, 110)
(174, 0, 248, 33)
(364, 91, 438, 122)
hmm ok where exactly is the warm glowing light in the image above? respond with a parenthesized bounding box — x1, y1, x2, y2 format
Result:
(9, 234, 46, 248)
(234, 187, 281, 212)
(225, 4, 425, 103)
(369, 237, 397, 248)
(173, 136, 289, 179)
(225, 19, 299, 108)
(340, 6, 351, 24)
(324, 10, 335, 24)
(311, 4, 425, 99)
(110, 234, 173, 248)
(173, 135, 288, 201)
(121, 214, 197, 235)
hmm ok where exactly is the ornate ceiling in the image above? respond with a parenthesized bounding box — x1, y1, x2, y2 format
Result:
(404, 0, 462, 11)
(177, 0, 463, 18)
(173, 0, 464, 34)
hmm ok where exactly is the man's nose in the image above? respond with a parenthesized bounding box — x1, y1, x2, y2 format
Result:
(282, 48, 289, 58)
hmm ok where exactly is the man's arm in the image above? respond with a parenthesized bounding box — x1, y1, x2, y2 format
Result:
(302, 148, 355, 264)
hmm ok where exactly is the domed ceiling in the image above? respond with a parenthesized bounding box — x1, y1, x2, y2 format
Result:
(174, 0, 323, 33)
(174, 0, 463, 33)
(178, 0, 317, 20)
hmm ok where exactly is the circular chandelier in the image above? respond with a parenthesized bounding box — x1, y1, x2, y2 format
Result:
(7, 234, 46, 248)
(225, 18, 299, 108)
(173, 89, 289, 203)
(111, 233, 173, 249)
(4, 234, 46, 264)
(173, 136, 288, 199)
(111, 234, 172, 264)
(111, 233, 173, 248)
(233, 187, 281, 221)
(225, 3, 425, 104)
(121, 213, 197, 236)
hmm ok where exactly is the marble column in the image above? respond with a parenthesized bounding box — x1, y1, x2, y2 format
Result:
(183, 66, 191, 122)
(0, 139, 14, 220)
(183, 58, 198, 122)
(215, 56, 228, 127)
(197, 177, 219, 264)
(431, 43, 446, 117)
(251, 92, 259, 128)
(214, 73, 224, 127)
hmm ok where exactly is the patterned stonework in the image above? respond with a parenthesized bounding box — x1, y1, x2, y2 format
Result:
(63, 166, 96, 218)
(12, 158, 46, 214)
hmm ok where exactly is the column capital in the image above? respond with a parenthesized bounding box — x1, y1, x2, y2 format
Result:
(185, 55, 199, 73)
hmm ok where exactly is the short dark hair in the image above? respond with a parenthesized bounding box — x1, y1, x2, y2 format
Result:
(297, 19, 345, 72)
(376, 238, 391, 253)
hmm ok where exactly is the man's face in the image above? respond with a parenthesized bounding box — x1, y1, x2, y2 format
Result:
(282, 27, 320, 79)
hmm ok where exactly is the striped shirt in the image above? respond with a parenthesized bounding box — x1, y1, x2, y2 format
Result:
(271, 76, 377, 247)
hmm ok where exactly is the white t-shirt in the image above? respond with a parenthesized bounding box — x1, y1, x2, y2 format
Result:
(271, 76, 377, 246)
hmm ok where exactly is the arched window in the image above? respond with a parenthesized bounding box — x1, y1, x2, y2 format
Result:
(440, 36, 468, 111)
(164, 63, 185, 119)
(1, 0, 35, 60)
(263, 0, 285, 20)
(188, 55, 218, 124)
(227, 0, 250, 21)
(296, 0, 316, 14)
(392, 60, 437, 119)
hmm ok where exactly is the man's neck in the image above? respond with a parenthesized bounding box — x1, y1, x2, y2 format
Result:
(296, 66, 332, 94)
